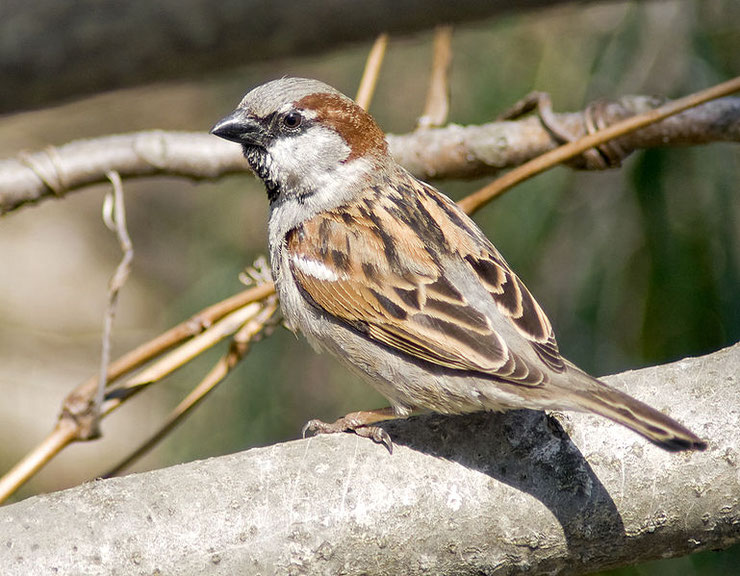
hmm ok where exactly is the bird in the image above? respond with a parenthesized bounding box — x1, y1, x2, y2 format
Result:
(211, 77, 707, 453)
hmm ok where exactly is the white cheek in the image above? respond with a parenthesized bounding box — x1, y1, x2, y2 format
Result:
(267, 126, 351, 188)
(265, 125, 377, 249)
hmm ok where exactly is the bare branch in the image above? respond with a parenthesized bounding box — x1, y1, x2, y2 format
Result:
(1, 95, 738, 215)
(1, 343, 737, 575)
(458, 76, 740, 214)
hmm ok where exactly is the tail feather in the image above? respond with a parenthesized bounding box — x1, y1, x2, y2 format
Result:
(567, 370, 707, 452)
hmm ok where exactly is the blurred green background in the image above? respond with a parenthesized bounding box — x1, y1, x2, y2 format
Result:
(0, 0, 737, 573)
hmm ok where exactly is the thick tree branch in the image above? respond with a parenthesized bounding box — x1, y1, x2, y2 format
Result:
(2, 343, 737, 576)
(1, 0, 605, 115)
(1, 95, 737, 215)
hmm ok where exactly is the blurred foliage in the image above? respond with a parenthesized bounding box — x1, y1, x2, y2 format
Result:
(0, 0, 737, 572)
(600, 543, 740, 576)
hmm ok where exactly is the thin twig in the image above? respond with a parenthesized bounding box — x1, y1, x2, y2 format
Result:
(418, 25, 453, 128)
(458, 75, 740, 215)
(0, 420, 77, 505)
(65, 282, 276, 417)
(92, 171, 134, 435)
(102, 301, 267, 406)
(104, 297, 279, 477)
(0, 282, 275, 503)
(497, 91, 608, 169)
(355, 33, 388, 111)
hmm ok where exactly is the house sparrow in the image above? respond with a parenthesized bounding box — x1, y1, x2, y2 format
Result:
(211, 77, 706, 453)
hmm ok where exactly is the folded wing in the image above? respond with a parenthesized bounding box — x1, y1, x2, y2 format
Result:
(286, 180, 565, 387)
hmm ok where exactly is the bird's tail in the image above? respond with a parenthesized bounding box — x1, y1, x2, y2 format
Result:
(566, 367, 707, 452)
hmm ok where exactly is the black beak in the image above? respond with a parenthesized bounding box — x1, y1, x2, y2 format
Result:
(210, 110, 265, 147)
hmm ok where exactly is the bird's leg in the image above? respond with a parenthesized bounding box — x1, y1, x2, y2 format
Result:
(302, 407, 399, 453)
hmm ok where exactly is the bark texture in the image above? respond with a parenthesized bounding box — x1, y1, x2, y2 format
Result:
(1, 96, 737, 214)
(1, 343, 738, 575)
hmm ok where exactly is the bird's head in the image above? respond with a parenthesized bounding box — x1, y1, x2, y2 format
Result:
(211, 78, 390, 208)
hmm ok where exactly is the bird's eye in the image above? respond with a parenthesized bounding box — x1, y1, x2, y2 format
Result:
(282, 111, 303, 129)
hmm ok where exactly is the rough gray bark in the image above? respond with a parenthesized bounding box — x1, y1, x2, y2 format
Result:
(1, 343, 737, 576)
(1, 0, 605, 114)
(2, 95, 738, 215)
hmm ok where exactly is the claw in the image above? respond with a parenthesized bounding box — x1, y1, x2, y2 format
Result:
(301, 419, 321, 438)
(301, 417, 348, 438)
(373, 427, 393, 454)
(354, 425, 394, 454)
(301, 416, 394, 453)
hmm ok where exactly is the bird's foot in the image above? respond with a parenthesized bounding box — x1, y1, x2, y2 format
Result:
(302, 409, 396, 453)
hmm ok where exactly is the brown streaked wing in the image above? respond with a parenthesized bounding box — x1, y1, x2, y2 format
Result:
(285, 204, 546, 386)
(532, 334, 565, 372)
(416, 182, 565, 373)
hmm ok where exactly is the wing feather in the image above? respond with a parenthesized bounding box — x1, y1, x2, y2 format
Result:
(286, 179, 565, 386)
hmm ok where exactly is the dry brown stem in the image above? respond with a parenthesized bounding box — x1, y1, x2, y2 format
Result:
(0, 282, 275, 504)
(418, 25, 453, 128)
(104, 295, 279, 477)
(355, 34, 388, 112)
(458, 75, 740, 214)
